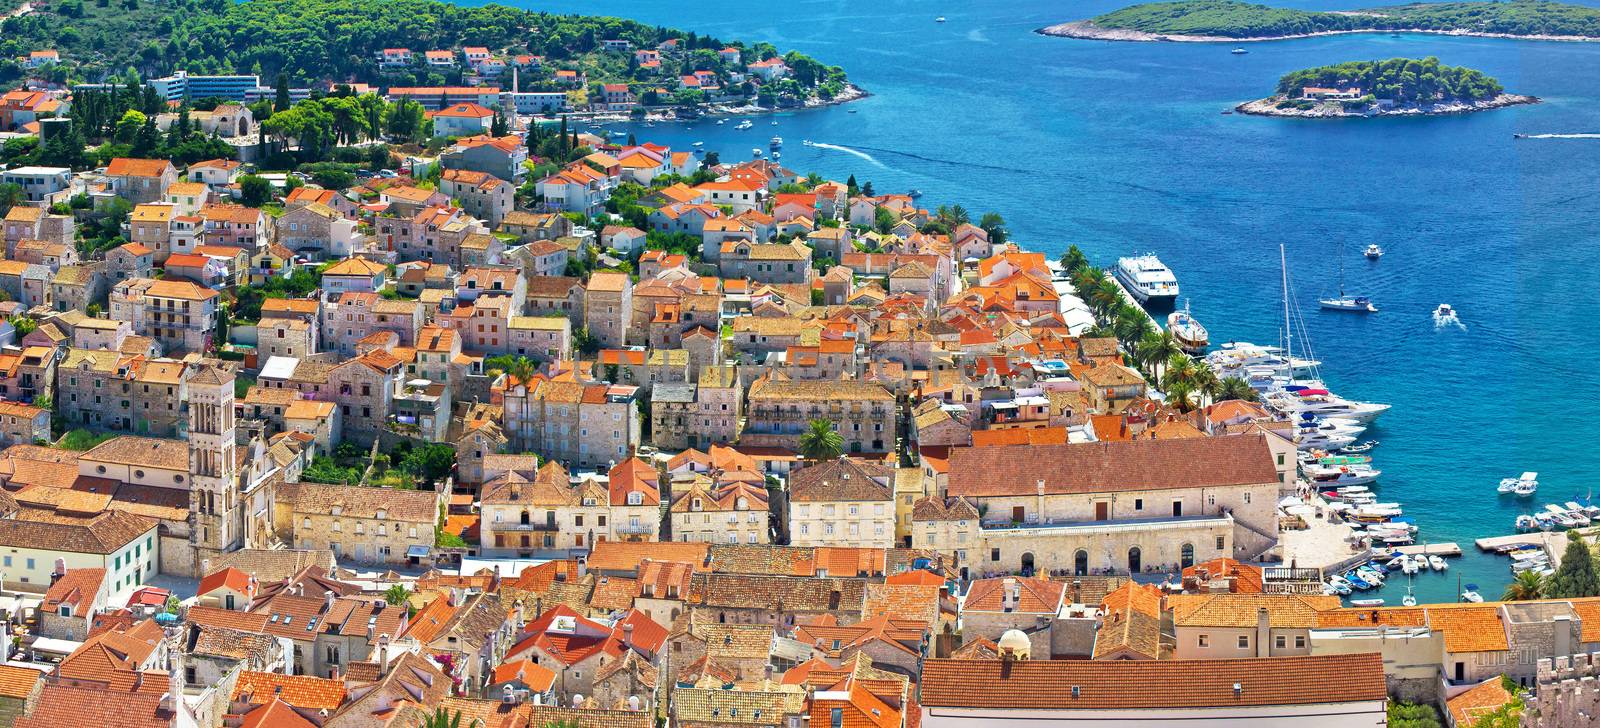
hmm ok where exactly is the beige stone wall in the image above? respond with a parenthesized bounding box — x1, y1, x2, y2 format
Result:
(968, 518, 1232, 577)
(788, 499, 894, 548)
(672, 509, 768, 545)
(291, 512, 429, 565)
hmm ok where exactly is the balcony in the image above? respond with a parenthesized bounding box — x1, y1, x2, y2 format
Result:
(493, 521, 559, 532)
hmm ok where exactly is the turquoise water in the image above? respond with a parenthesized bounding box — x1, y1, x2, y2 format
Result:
(511, 0, 1600, 604)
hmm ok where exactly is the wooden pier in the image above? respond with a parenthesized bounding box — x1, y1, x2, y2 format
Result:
(1474, 533, 1555, 552)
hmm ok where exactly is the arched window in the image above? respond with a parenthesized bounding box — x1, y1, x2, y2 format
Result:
(520, 510, 530, 525)
(1180, 543, 1195, 569)
(1128, 547, 1142, 574)
(1073, 550, 1088, 576)
(1020, 552, 1035, 577)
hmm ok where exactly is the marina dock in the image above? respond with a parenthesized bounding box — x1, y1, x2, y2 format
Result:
(1388, 543, 1462, 557)
(1474, 533, 1555, 552)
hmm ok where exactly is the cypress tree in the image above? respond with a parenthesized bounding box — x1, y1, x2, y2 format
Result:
(1549, 531, 1600, 598)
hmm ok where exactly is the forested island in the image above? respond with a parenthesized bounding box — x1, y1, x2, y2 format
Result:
(1039, 0, 1600, 42)
(0, 0, 854, 106)
(1236, 57, 1536, 117)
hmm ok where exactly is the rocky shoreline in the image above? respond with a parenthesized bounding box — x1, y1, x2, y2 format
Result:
(1035, 19, 1600, 43)
(1234, 93, 1539, 118)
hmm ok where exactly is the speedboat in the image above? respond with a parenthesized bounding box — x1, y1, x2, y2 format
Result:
(1428, 555, 1448, 572)
(1231, 47, 1248, 54)
(1400, 557, 1419, 575)
(1365, 244, 1384, 259)
(1435, 303, 1455, 318)
(1350, 598, 1384, 607)
(909, 189, 923, 198)
(770, 136, 782, 148)
(1319, 294, 1378, 313)
(1167, 302, 1209, 353)
(734, 120, 753, 130)
(751, 148, 763, 158)
(692, 141, 704, 147)
(1402, 588, 1416, 607)
(936, 15, 946, 22)
(1305, 465, 1381, 487)
(716, 119, 726, 125)
(1114, 253, 1179, 305)
(1461, 586, 1484, 603)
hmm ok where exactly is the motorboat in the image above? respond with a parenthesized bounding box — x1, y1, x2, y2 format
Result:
(716, 119, 726, 125)
(1356, 565, 1386, 585)
(936, 15, 947, 22)
(751, 148, 763, 158)
(1402, 587, 1416, 607)
(1435, 303, 1455, 318)
(1319, 294, 1378, 313)
(1326, 576, 1353, 595)
(734, 120, 753, 130)
(1507, 472, 1539, 496)
(1461, 586, 1484, 603)
(1230, 47, 1248, 55)
(1345, 572, 1372, 590)
(1365, 244, 1384, 259)
(1167, 302, 1209, 353)
(771, 151, 781, 159)
(692, 141, 704, 147)
(1385, 554, 1409, 570)
(770, 136, 782, 148)
(1113, 254, 1180, 305)
(1515, 514, 1540, 531)
(1304, 465, 1381, 487)
(1428, 555, 1448, 571)
(1350, 598, 1384, 607)
(909, 189, 923, 198)
(1298, 431, 1359, 452)
(1268, 390, 1391, 424)
(1401, 557, 1420, 575)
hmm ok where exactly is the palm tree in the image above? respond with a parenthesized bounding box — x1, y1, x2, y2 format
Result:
(1138, 331, 1182, 381)
(384, 583, 411, 606)
(415, 707, 481, 728)
(1165, 379, 1197, 412)
(1071, 266, 1106, 299)
(1162, 355, 1197, 393)
(1059, 246, 1088, 276)
(798, 418, 844, 461)
(1088, 279, 1122, 319)
(1216, 377, 1261, 403)
(1502, 569, 1548, 601)
(1192, 362, 1222, 406)
(507, 356, 537, 385)
(1113, 307, 1153, 349)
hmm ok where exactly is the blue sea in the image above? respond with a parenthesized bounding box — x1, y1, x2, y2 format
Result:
(507, 0, 1600, 604)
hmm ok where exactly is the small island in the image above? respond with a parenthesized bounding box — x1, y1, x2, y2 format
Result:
(1235, 57, 1536, 117)
(1039, 0, 1600, 42)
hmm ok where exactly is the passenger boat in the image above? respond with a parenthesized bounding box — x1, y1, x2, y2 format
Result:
(1113, 253, 1180, 305)
(1166, 302, 1209, 353)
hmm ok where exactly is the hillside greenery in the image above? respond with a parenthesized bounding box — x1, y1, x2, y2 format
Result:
(0, 0, 847, 102)
(1276, 57, 1505, 104)
(1087, 0, 1600, 39)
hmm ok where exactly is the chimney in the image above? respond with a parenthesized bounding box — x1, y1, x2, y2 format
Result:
(377, 634, 391, 669)
(1555, 614, 1574, 658)
(577, 557, 588, 578)
(1070, 579, 1081, 605)
(201, 558, 212, 576)
(324, 590, 335, 613)
(1002, 578, 1019, 612)
(1255, 607, 1270, 658)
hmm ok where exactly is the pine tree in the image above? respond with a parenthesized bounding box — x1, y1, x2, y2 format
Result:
(1548, 531, 1600, 598)
(133, 115, 160, 157)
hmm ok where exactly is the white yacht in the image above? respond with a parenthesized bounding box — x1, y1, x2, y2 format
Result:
(1268, 390, 1391, 424)
(1113, 254, 1179, 305)
(734, 119, 753, 130)
(1498, 472, 1538, 496)
(1319, 294, 1378, 313)
(1166, 302, 1209, 353)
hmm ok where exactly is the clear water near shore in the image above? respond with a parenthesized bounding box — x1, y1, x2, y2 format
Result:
(506, 0, 1600, 605)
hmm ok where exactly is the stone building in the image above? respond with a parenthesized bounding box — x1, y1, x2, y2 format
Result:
(274, 481, 444, 565)
(741, 378, 896, 454)
(787, 458, 896, 549)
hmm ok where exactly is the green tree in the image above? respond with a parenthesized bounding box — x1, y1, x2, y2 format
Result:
(239, 175, 273, 207)
(0, 184, 23, 217)
(1547, 530, 1600, 598)
(274, 73, 292, 113)
(1059, 245, 1088, 275)
(383, 583, 411, 606)
(413, 707, 480, 728)
(798, 418, 843, 461)
(977, 211, 1007, 246)
(399, 443, 456, 486)
(1501, 569, 1548, 601)
(1216, 377, 1261, 403)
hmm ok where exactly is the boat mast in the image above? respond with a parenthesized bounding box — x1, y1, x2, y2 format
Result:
(1280, 244, 1292, 366)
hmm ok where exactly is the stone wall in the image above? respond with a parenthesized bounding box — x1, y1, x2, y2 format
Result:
(1525, 652, 1600, 727)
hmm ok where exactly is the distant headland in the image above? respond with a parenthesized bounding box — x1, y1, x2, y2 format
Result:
(1038, 0, 1600, 42)
(1235, 57, 1538, 118)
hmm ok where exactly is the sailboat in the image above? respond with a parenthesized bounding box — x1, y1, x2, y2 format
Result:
(1319, 243, 1378, 312)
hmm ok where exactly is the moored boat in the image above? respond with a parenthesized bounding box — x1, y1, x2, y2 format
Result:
(1114, 253, 1179, 306)
(1167, 301, 1209, 353)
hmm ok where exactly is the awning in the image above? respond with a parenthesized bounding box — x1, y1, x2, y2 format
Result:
(406, 545, 431, 558)
(28, 637, 82, 655)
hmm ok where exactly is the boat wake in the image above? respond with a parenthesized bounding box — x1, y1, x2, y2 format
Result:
(808, 142, 886, 167)
(1519, 133, 1600, 139)
(1433, 310, 1466, 331)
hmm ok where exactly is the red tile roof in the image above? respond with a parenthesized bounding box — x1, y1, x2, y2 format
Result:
(920, 654, 1387, 710)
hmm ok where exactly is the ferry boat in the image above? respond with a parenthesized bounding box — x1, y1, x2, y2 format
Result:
(1166, 302, 1209, 353)
(1113, 253, 1179, 305)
